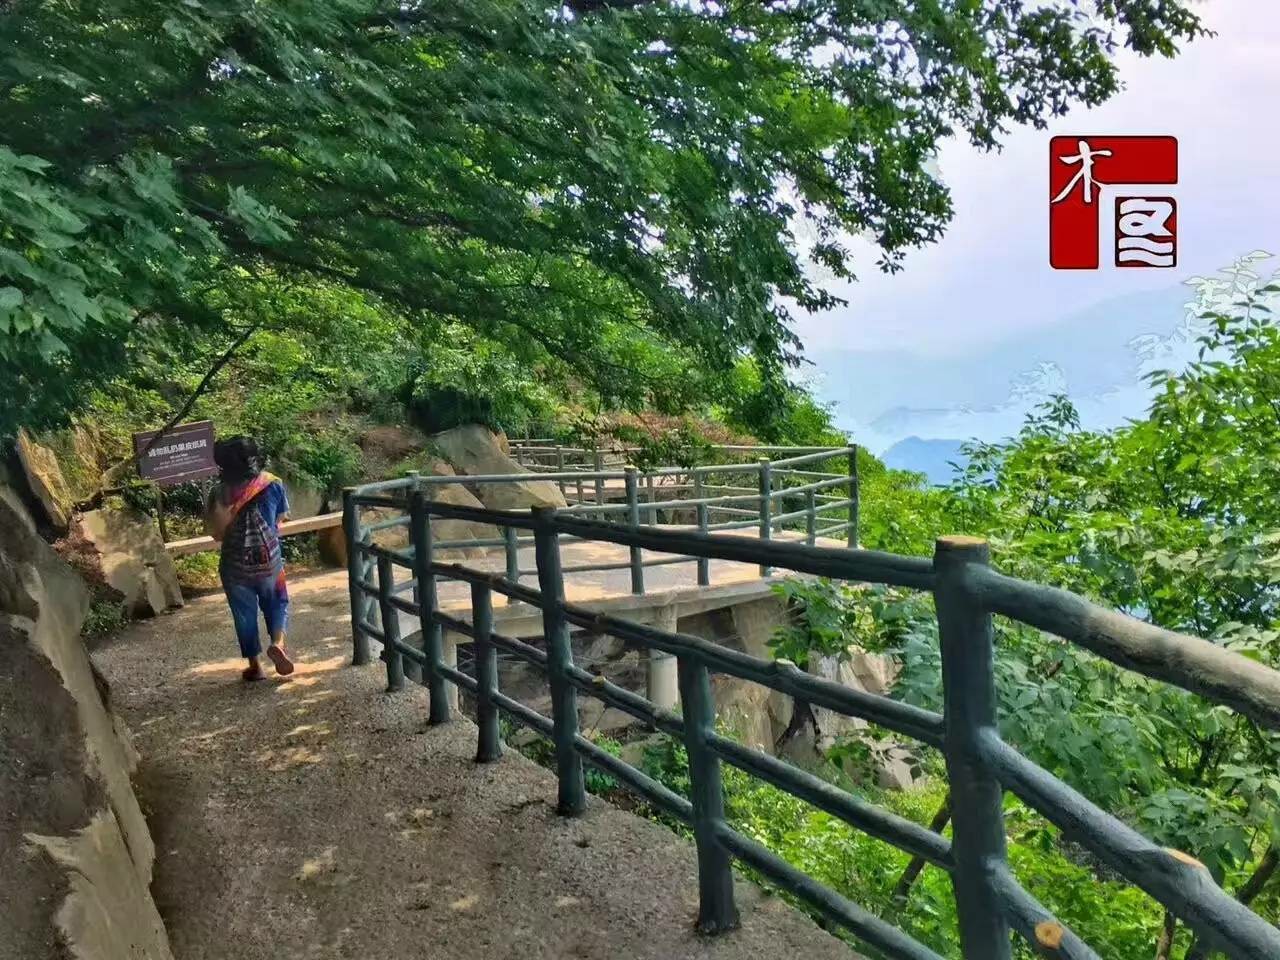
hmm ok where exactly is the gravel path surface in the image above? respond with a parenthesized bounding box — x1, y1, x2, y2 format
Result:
(94, 571, 856, 960)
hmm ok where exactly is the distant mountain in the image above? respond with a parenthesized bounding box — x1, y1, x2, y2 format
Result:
(818, 283, 1192, 452)
(881, 437, 967, 486)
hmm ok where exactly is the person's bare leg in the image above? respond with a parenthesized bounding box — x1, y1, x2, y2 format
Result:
(266, 631, 294, 676)
(242, 657, 264, 681)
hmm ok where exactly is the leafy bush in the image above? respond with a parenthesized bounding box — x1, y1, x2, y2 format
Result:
(82, 599, 127, 639)
(174, 551, 220, 592)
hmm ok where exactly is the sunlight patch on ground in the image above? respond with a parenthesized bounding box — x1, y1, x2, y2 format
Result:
(183, 724, 238, 744)
(295, 846, 337, 882)
(255, 744, 326, 771)
(284, 722, 332, 738)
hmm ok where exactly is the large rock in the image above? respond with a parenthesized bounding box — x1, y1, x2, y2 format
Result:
(712, 598, 796, 750)
(432, 424, 566, 511)
(74, 508, 184, 618)
(279, 472, 325, 519)
(15, 427, 74, 531)
(807, 647, 899, 750)
(419, 460, 500, 557)
(808, 647, 919, 790)
(0, 485, 173, 960)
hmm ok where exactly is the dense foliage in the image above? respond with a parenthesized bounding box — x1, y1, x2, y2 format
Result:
(1, 0, 1204, 438)
(771, 257, 1280, 957)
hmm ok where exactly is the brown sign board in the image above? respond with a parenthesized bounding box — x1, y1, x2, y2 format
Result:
(133, 420, 218, 487)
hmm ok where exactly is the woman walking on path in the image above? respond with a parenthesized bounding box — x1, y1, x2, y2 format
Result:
(205, 436, 295, 681)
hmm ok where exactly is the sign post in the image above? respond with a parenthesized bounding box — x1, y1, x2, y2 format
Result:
(132, 421, 219, 544)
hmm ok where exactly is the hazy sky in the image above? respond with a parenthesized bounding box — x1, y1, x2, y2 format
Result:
(793, 0, 1280, 365)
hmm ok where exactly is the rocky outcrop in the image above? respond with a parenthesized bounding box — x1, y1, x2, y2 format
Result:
(15, 427, 74, 532)
(715, 599, 796, 750)
(419, 460, 500, 557)
(74, 508, 184, 618)
(0, 485, 173, 960)
(432, 424, 566, 511)
(280, 472, 325, 519)
(808, 648, 919, 790)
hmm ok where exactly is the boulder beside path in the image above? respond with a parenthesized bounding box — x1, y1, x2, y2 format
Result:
(73, 508, 184, 618)
(431, 424, 567, 511)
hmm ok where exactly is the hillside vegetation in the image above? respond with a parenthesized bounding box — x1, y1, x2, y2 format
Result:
(9, 2, 1270, 957)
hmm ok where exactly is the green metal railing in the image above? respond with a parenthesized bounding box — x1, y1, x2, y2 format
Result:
(342, 487, 1280, 959)
(342, 445, 859, 639)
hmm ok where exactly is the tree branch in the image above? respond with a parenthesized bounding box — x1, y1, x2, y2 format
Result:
(130, 322, 262, 467)
(890, 792, 951, 904)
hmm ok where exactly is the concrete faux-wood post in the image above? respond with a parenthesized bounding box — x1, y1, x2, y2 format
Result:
(757, 457, 772, 576)
(471, 580, 502, 763)
(503, 524, 519, 584)
(677, 653, 739, 934)
(532, 505, 587, 815)
(847, 443, 860, 548)
(555, 444, 565, 496)
(410, 492, 451, 724)
(646, 606, 679, 713)
(593, 447, 605, 520)
(342, 487, 371, 665)
(694, 470, 710, 587)
(805, 487, 817, 546)
(933, 535, 1012, 960)
(624, 465, 644, 595)
(406, 471, 421, 613)
(376, 553, 405, 692)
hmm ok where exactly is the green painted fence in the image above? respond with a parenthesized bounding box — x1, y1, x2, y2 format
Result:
(342, 462, 1280, 960)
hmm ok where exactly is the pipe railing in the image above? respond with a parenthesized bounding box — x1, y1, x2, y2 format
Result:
(342, 445, 859, 639)
(342, 490, 1280, 960)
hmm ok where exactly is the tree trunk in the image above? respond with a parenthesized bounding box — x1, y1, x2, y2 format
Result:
(890, 793, 951, 904)
(1154, 910, 1176, 960)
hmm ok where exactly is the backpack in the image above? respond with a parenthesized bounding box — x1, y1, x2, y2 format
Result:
(221, 485, 282, 581)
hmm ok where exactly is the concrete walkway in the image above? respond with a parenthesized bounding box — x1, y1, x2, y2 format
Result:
(94, 573, 855, 960)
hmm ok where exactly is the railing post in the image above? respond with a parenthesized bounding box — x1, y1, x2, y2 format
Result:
(410, 492, 451, 724)
(593, 447, 605, 520)
(342, 488, 371, 666)
(532, 506, 586, 816)
(646, 471, 657, 524)
(848, 443, 859, 548)
(933, 536, 1011, 960)
(694, 470, 710, 587)
(757, 457, 772, 576)
(503, 524, 519, 584)
(555, 444, 565, 496)
(406, 471, 421, 611)
(677, 654, 739, 934)
(805, 487, 817, 546)
(471, 580, 502, 763)
(625, 464, 644, 595)
(376, 554, 405, 692)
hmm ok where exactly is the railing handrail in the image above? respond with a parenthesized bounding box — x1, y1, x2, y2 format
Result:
(352, 497, 1280, 730)
(341, 482, 1280, 960)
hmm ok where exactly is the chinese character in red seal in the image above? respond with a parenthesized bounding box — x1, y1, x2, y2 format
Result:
(1049, 136, 1178, 269)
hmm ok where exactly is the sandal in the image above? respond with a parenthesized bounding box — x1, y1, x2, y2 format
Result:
(266, 644, 295, 676)
(242, 663, 265, 682)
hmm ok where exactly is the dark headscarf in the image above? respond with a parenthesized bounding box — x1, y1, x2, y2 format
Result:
(213, 436, 264, 486)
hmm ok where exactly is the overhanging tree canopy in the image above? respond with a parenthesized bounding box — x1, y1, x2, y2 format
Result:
(0, 0, 1204, 433)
